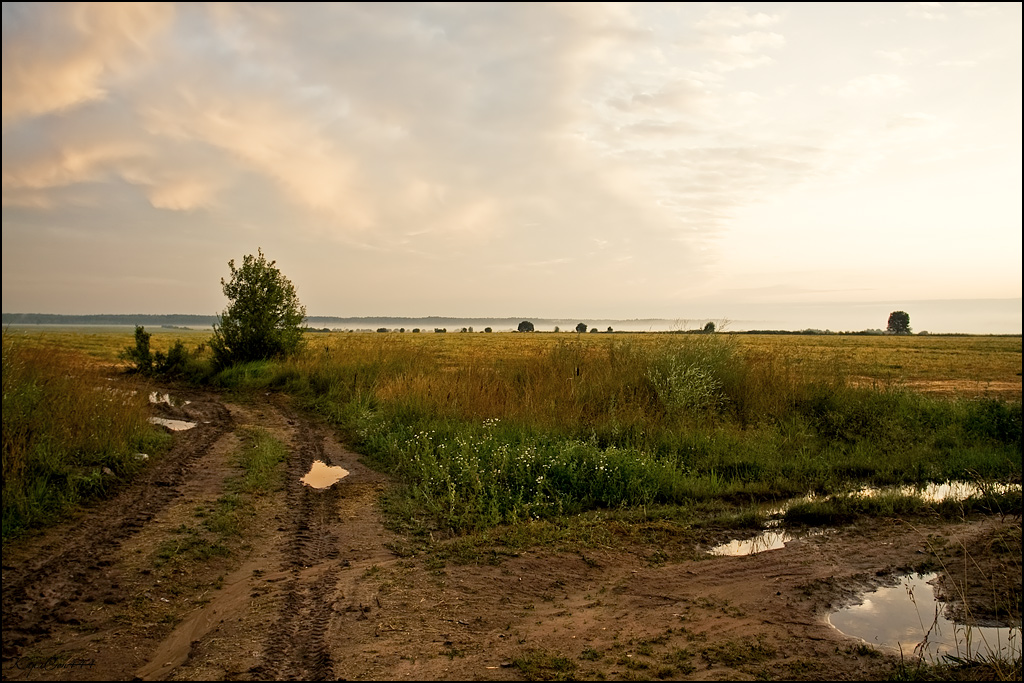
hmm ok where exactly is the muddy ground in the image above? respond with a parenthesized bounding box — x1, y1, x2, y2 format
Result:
(2, 385, 1020, 681)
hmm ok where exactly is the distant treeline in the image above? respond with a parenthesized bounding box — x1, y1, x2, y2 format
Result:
(4, 313, 1015, 337)
(2, 313, 218, 326)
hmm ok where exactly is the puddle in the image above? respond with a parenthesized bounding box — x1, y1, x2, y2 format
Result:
(301, 460, 350, 489)
(852, 481, 1021, 503)
(149, 392, 191, 406)
(764, 480, 1022, 518)
(709, 528, 828, 556)
(829, 573, 1022, 661)
(148, 416, 197, 431)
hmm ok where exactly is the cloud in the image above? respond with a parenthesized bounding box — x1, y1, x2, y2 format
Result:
(907, 3, 949, 21)
(606, 80, 712, 113)
(875, 48, 925, 66)
(2, 139, 142, 192)
(700, 31, 786, 72)
(696, 7, 781, 30)
(828, 73, 907, 98)
(1, 3, 174, 125)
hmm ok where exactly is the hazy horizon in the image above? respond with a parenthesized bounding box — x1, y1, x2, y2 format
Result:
(3, 4, 1021, 330)
(5, 296, 1021, 334)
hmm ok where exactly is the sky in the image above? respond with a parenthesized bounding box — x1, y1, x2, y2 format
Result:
(2, 2, 1021, 333)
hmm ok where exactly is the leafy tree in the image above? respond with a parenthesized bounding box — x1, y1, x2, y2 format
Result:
(887, 311, 911, 335)
(576, 322, 588, 334)
(607, 326, 613, 333)
(518, 321, 535, 332)
(210, 249, 306, 367)
(703, 321, 716, 334)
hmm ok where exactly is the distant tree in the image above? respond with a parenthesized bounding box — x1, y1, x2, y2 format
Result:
(210, 249, 306, 367)
(468, 326, 473, 333)
(607, 326, 613, 333)
(518, 321, 535, 332)
(412, 328, 421, 333)
(887, 311, 911, 335)
(589, 327, 599, 333)
(484, 327, 493, 333)
(575, 322, 588, 333)
(553, 326, 560, 333)
(703, 321, 716, 334)
(377, 327, 388, 333)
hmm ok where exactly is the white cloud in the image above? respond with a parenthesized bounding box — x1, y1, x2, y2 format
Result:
(696, 7, 781, 30)
(907, 3, 949, 21)
(829, 73, 908, 98)
(875, 47, 926, 66)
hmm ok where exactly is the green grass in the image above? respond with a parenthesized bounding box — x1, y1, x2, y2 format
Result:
(512, 648, 579, 681)
(2, 334, 169, 540)
(193, 332, 1022, 535)
(233, 426, 288, 494)
(6, 328, 1021, 543)
(153, 428, 287, 569)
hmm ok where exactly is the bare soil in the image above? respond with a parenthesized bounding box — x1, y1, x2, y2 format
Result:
(2, 385, 1020, 681)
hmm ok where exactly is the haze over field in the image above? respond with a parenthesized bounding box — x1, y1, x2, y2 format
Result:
(2, 3, 1021, 333)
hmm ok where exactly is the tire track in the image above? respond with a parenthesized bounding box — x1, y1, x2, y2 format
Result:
(252, 418, 342, 681)
(1, 394, 232, 661)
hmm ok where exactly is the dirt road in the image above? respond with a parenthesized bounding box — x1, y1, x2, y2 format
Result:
(2, 387, 1019, 681)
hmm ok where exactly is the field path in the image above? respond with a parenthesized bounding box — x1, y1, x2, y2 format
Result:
(2, 383, 1019, 681)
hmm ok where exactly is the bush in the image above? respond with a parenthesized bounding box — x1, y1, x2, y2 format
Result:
(120, 326, 202, 379)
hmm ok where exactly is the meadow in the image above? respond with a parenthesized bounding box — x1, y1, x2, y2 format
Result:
(4, 327, 1019, 540)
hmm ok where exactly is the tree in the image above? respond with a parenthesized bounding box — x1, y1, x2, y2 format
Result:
(210, 249, 306, 367)
(575, 322, 588, 333)
(518, 321, 535, 332)
(703, 321, 716, 334)
(887, 311, 911, 335)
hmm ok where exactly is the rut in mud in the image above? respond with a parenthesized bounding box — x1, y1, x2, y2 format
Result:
(2, 385, 1020, 682)
(1, 395, 232, 661)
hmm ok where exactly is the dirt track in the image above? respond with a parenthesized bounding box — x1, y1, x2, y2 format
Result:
(2, 386, 1020, 681)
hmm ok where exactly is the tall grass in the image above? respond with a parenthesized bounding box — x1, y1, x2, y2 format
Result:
(211, 333, 1021, 533)
(2, 334, 167, 539)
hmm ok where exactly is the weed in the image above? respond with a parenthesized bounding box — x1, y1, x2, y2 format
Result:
(701, 636, 777, 667)
(512, 648, 578, 681)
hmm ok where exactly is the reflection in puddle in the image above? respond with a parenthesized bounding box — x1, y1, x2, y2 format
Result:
(853, 481, 1021, 502)
(301, 460, 349, 489)
(765, 480, 1022, 518)
(709, 528, 827, 556)
(148, 416, 197, 431)
(829, 573, 1021, 661)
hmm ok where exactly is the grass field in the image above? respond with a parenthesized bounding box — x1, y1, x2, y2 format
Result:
(7, 326, 1018, 389)
(3, 327, 1020, 540)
